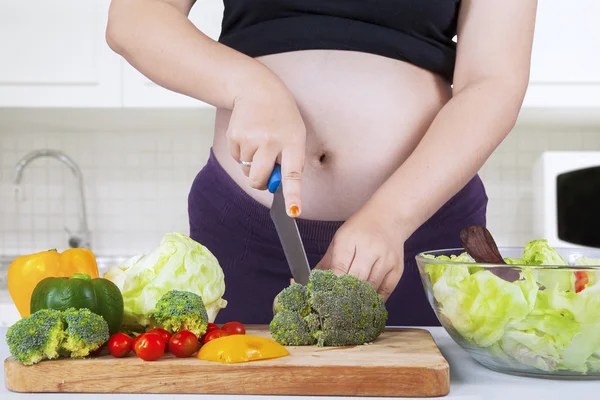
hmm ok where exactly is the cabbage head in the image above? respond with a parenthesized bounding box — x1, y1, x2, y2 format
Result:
(104, 232, 227, 331)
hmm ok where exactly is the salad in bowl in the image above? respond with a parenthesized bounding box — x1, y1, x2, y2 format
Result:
(416, 237, 600, 378)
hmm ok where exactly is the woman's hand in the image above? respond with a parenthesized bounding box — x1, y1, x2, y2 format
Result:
(315, 205, 407, 300)
(227, 86, 307, 217)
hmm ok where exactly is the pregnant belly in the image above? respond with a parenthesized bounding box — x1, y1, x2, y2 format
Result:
(212, 50, 452, 221)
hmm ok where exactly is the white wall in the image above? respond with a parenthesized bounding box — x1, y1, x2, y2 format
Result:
(1, 109, 599, 258)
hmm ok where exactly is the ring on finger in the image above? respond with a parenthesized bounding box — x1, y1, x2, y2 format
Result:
(239, 160, 252, 167)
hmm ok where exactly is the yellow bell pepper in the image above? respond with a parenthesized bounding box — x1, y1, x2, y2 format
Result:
(197, 334, 290, 363)
(7, 248, 99, 317)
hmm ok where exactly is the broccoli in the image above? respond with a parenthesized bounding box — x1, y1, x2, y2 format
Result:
(151, 290, 209, 337)
(61, 307, 109, 358)
(269, 310, 316, 345)
(273, 283, 310, 317)
(6, 309, 64, 365)
(269, 270, 388, 347)
(5, 308, 109, 365)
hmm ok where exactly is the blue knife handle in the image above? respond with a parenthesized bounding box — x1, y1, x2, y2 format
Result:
(268, 164, 282, 194)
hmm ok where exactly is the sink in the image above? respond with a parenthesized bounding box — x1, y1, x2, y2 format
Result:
(0, 254, 134, 292)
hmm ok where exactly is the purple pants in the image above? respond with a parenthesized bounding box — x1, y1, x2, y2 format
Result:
(188, 149, 487, 326)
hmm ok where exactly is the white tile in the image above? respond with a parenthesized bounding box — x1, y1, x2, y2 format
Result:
(125, 154, 140, 168)
(0, 135, 17, 151)
(139, 152, 157, 167)
(156, 135, 173, 152)
(156, 153, 173, 168)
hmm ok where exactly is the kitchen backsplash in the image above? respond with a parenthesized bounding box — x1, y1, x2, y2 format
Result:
(1, 110, 599, 257)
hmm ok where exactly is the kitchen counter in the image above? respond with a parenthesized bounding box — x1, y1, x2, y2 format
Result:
(1, 327, 597, 400)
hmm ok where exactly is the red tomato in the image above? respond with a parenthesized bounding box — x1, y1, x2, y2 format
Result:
(132, 334, 143, 354)
(90, 342, 107, 357)
(147, 328, 171, 349)
(134, 333, 165, 361)
(575, 271, 589, 293)
(202, 329, 231, 343)
(201, 323, 220, 343)
(221, 321, 246, 335)
(107, 333, 133, 358)
(169, 330, 200, 358)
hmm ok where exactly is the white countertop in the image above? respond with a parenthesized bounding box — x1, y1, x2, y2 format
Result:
(1, 327, 598, 400)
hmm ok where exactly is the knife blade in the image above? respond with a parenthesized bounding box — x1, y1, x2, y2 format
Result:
(268, 164, 311, 286)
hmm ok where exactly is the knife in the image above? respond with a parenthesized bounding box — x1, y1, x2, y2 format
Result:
(268, 164, 311, 286)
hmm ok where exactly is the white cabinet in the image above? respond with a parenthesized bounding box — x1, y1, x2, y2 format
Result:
(524, 0, 600, 108)
(121, 1, 224, 108)
(0, 0, 121, 108)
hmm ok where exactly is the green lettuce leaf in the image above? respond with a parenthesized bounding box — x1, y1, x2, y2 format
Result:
(521, 239, 569, 266)
(428, 265, 538, 347)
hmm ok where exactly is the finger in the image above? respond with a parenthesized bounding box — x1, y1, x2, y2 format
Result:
(315, 245, 333, 271)
(229, 140, 241, 163)
(365, 257, 389, 291)
(347, 250, 379, 282)
(377, 265, 403, 301)
(239, 144, 258, 178)
(248, 145, 279, 190)
(317, 240, 356, 276)
(280, 145, 305, 217)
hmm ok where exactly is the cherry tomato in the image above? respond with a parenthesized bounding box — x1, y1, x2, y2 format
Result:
(134, 333, 165, 361)
(147, 328, 171, 349)
(575, 271, 589, 293)
(169, 330, 200, 358)
(221, 321, 246, 335)
(202, 329, 231, 343)
(201, 323, 220, 343)
(90, 342, 107, 357)
(132, 334, 143, 354)
(107, 333, 133, 358)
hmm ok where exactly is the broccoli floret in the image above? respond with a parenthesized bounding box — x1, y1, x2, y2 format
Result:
(61, 308, 109, 358)
(269, 310, 316, 346)
(151, 290, 208, 336)
(269, 270, 388, 347)
(273, 283, 310, 317)
(6, 307, 109, 365)
(6, 309, 64, 365)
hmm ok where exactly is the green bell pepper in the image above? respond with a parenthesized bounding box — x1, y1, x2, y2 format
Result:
(30, 273, 124, 335)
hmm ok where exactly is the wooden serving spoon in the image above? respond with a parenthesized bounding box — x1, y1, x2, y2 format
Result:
(460, 226, 506, 265)
(459, 225, 521, 281)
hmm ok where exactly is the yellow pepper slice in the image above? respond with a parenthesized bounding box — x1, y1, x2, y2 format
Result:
(197, 334, 290, 363)
(8, 248, 99, 317)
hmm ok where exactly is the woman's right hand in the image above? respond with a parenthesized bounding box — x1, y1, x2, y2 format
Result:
(227, 87, 307, 217)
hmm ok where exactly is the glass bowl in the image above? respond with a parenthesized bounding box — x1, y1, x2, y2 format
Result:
(416, 246, 600, 379)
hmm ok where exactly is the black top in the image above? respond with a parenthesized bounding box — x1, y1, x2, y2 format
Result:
(218, 0, 460, 83)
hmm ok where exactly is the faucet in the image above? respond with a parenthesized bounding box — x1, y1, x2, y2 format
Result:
(14, 149, 91, 249)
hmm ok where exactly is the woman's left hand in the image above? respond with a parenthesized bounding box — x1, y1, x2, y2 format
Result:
(315, 206, 407, 301)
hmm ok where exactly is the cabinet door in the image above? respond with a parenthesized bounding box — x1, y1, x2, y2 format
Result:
(121, 1, 224, 108)
(0, 0, 121, 107)
(529, 0, 600, 84)
(524, 0, 600, 107)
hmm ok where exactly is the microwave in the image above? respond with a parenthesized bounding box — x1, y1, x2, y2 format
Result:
(533, 151, 600, 249)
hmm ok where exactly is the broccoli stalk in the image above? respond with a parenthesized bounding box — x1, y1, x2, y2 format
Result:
(151, 290, 209, 337)
(6, 307, 109, 365)
(269, 270, 388, 347)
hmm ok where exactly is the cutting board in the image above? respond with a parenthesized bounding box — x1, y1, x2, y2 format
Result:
(5, 326, 449, 397)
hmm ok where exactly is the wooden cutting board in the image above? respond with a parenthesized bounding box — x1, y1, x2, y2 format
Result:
(4, 326, 449, 397)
